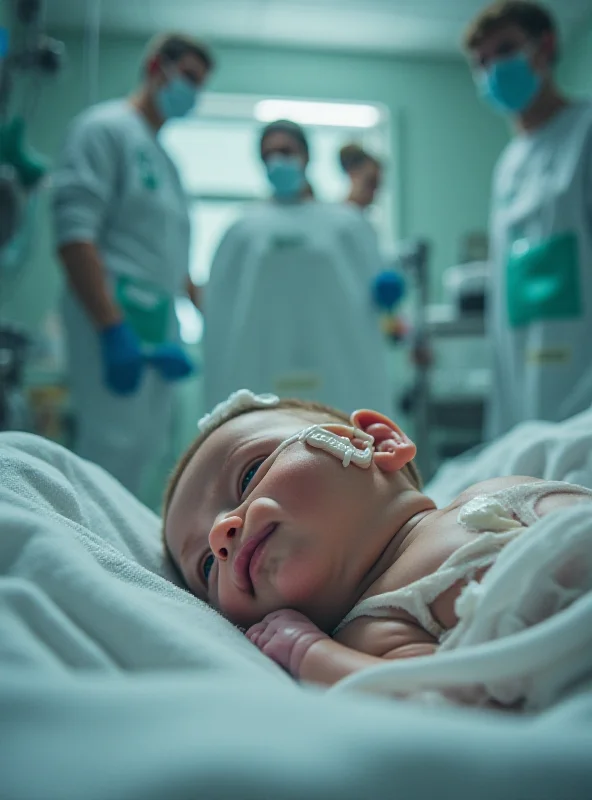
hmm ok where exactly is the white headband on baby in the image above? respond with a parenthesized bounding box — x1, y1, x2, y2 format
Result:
(197, 389, 280, 437)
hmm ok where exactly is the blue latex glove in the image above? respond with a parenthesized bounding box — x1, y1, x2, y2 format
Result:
(99, 321, 144, 395)
(145, 343, 195, 381)
(372, 269, 406, 311)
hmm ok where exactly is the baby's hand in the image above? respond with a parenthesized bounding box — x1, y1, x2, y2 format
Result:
(246, 609, 328, 678)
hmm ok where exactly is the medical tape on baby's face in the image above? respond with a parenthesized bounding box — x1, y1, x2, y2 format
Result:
(276, 424, 374, 468)
(237, 424, 374, 501)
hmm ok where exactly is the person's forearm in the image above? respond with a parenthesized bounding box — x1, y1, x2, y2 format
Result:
(186, 278, 202, 311)
(299, 638, 437, 687)
(58, 241, 122, 329)
(299, 639, 386, 686)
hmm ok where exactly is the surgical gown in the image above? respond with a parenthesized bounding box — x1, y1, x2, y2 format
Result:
(487, 101, 592, 439)
(52, 100, 191, 495)
(203, 201, 393, 417)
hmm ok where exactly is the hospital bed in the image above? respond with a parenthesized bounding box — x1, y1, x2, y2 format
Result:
(2, 411, 592, 799)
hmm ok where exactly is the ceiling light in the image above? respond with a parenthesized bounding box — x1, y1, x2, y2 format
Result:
(254, 99, 381, 128)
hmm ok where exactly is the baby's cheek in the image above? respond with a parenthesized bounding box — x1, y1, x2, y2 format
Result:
(271, 549, 328, 605)
(276, 450, 347, 512)
(216, 580, 260, 629)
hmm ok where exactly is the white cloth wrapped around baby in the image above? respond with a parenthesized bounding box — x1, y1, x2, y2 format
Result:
(331, 502, 592, 710)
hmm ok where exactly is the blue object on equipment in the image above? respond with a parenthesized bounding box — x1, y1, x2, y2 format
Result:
(372, 269, 406, 310)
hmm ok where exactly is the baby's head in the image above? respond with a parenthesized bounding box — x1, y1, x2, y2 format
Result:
(163, 391, 422, 632)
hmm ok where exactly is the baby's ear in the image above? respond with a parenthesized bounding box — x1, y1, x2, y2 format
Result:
(350, 409, 416, 473)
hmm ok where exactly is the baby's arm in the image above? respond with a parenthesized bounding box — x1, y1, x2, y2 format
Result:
(247, 611, 436, 687)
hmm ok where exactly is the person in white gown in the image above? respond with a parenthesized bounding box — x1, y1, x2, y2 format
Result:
(203, 120, 393, 417)
(464, 1, 592, 438)
(52, 34, 214, 495)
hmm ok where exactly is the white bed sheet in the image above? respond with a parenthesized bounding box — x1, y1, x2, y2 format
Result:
(425, 405, 592, 507)
(1, 431, 592, 799)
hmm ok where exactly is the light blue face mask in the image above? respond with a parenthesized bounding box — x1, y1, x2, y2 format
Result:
(265, 155, 305, 199)
(477, 52, 541, 114)
(156, 74, 200, 120)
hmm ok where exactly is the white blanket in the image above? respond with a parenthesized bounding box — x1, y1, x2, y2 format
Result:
(2, 432, 592, 799)
(425, 405, 592, 507)
(331, 505, 592, 710)
(0, 432, 285, 677)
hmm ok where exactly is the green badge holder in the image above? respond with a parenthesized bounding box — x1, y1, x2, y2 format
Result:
(115, 276, 170, 345)
(137, 149, 158, 190)
(506, 231, 582, 328)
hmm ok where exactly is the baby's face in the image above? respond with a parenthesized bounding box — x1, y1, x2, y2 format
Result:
(165, 409, 393, 631)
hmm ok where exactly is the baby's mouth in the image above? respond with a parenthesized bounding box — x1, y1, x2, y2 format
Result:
(233, 523, 277, 593)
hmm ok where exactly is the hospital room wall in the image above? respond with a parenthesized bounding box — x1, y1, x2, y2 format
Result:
(2, 32, 510, 330)
(558, 17, 592, 95)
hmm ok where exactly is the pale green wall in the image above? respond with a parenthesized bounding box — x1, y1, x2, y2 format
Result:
(559, 15, 592, 96)
(2, 32, 509, 330)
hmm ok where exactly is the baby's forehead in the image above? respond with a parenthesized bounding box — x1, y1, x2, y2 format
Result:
(206, 408, 315, 456)
(185, 407, 341, 491)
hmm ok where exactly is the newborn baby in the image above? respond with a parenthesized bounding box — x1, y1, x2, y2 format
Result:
(163, 390, 592, 688)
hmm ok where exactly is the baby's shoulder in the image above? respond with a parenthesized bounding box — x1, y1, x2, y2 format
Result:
(452, 476, 541, 509)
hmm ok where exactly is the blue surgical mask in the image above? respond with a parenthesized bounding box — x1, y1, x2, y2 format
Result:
(156, 74, 200, 120)
(477, 52, 541, 114)
(265, 155, 305, 199)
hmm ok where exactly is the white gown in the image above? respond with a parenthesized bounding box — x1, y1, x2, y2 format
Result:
(52, 100, 191, 495)
(203, 200, 392, 417)
(487, 101, 592, 439)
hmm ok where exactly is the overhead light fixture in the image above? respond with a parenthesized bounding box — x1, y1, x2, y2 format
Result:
(254, 99, 381, 128)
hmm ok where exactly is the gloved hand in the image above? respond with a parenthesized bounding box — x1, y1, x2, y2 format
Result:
(99, 321, 144, 395)
(372, 269, 406, 311)
(145, 343, 195, 381)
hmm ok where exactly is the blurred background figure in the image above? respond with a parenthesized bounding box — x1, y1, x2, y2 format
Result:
(203, 119, 393, 416)
(339, 142, 383, 210)
(52, 33, 213, 496)
(464, 0, 592, 439)
(3, 0, 592, 497)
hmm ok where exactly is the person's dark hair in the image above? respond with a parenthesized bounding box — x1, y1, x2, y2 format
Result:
(463, 1, 557, 52)
(259, 119, 310, 159)
(143, 33, 215, 74)
(339, 143, 381, 174)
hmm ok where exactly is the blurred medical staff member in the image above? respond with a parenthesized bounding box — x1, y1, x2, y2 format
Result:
(203, 119, 392, 415)
(465, 1, 592, 438)
(52, 34, 214, 495)
(339, 143, 407, 320)
(339, 143, 383, 210)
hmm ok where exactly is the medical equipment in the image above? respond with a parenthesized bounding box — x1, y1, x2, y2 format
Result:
(0, 324, 30, 431)
(393, 239, 431, 475)
(0, 0, 64, 247)
(442, 261, 489, 315)
(278, 423, 374, 469)
(0, 0, 64, 429)
(398, 243, 488, 480)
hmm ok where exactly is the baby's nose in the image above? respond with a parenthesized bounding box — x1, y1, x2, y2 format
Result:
(208, 515, 242, 561)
